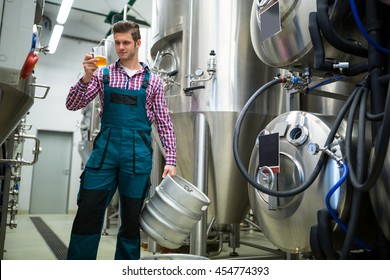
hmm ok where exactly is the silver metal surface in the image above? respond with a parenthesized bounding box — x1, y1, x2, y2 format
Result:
(247, 111, 349, 253)
(250, 0, 365, 76)
(190, 113, 209, 256)
(104, 34, 117, 65)
(0, 130, 16, 259)
(151, 0, 285, 225)
(0, 134, 41, 165)
(78, 98, 101, 165)
(0, 75, 35, 146)
(142, 253, 209, 260)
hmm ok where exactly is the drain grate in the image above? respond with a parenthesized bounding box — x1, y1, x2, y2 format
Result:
(30, 216, 68, 260)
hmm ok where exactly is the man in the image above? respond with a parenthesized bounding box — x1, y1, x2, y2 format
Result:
(65, 20, 176, 260)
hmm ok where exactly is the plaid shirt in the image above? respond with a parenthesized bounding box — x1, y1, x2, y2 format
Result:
(66, 60, 176, 166)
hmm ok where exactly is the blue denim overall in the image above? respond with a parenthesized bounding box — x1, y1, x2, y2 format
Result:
(67, 68, 153, 260)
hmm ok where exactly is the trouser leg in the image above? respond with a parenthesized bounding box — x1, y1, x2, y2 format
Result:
(114, 172, 150, 260)
(67, 169, 117, 260)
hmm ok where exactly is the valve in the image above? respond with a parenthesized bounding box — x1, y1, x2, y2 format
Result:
(207, 50, 217, 73)
(307, 138, 344, 166)
(184, 50, 217, 96)
(283, 69, 311, 91)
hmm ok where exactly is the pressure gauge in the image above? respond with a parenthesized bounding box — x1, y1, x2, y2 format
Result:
(194, 67, 204, 77)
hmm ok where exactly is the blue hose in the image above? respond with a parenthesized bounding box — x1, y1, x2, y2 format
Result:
(325, 162, 373, 251)
(307, 75, 345, 93)
(349, 0, 390, 54)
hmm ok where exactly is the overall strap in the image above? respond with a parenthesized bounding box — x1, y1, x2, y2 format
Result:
(103, 67, 110, 85)
(141, 69, 150, 90)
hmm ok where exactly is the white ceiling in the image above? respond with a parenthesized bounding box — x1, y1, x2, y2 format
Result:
(41, 0, 153, 44)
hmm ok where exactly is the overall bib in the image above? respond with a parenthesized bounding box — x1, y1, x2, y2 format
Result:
(67, 68, 153, 260)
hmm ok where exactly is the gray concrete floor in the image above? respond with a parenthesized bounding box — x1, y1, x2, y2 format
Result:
(2, 214, 284, 260)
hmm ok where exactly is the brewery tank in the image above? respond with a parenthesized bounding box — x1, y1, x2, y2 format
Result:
(0, 77, 35, 146)
(250, 0, 367, 116)
(150, 0, 284, 225)
(0, 0, 42, 146)
(250, 0, 366, 76)
(247, 111, 349, 253)
(244, 0, 388, 255)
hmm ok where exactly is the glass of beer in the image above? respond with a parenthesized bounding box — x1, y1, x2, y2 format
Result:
(92, 45, 107, 67)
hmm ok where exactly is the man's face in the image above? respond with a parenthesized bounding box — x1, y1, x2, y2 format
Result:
(114, 31, 140, 61)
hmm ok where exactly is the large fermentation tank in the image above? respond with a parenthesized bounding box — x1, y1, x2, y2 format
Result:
(0, 0, 43, 145)
(250, 0, 370, 119)
(250, 0, 365, 75)
(247, 111, 349, 253)
(0, 78, 35, 146)
(150, 0, 284, 225)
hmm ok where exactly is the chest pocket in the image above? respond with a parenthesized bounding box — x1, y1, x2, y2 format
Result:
(110, 93, 138, 105)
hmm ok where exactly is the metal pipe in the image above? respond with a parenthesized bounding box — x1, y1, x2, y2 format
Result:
(190, 113, 209, 256)
(229, 223, 240, 250)
(207, 232, 224, 257)
(206, 216, 216, 236)
(0, 175, 18, 181)
(123, 4, 151, 26)
(185, 0, 194, 90)
(123, 4, 129, 20)
(239, 241, 285, 256)
(0, 131, 16, 259)
(88, 100, 97, 142)
(243, 217, 262, 231)
(0, 135, 41, 165)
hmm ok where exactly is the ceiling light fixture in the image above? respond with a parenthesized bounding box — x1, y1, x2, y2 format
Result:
(56, 0, 74, 24)
(48, 24, 64, 54)
(48, 0, 74, 54)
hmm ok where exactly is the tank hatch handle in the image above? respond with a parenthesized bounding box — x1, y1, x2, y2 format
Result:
(257, 166, 278, 210)
(30, 83, 50, 99)
(183, 85, 205, 96)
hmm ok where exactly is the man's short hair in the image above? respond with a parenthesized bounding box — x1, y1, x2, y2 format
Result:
(112, 20, 141, 41)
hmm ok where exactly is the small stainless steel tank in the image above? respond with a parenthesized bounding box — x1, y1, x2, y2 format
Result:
(247, 111, 349, 253)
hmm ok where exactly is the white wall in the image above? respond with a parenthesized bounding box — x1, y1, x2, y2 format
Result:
(18, 28, 152, 213)
(19, 37, 87, 213)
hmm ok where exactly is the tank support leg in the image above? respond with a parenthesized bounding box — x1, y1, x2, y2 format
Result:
(190, 113, 209, 257)
(229, 223, 240, 256)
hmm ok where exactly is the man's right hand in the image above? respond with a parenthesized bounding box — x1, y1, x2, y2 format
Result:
(81, 53, 99, 84)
